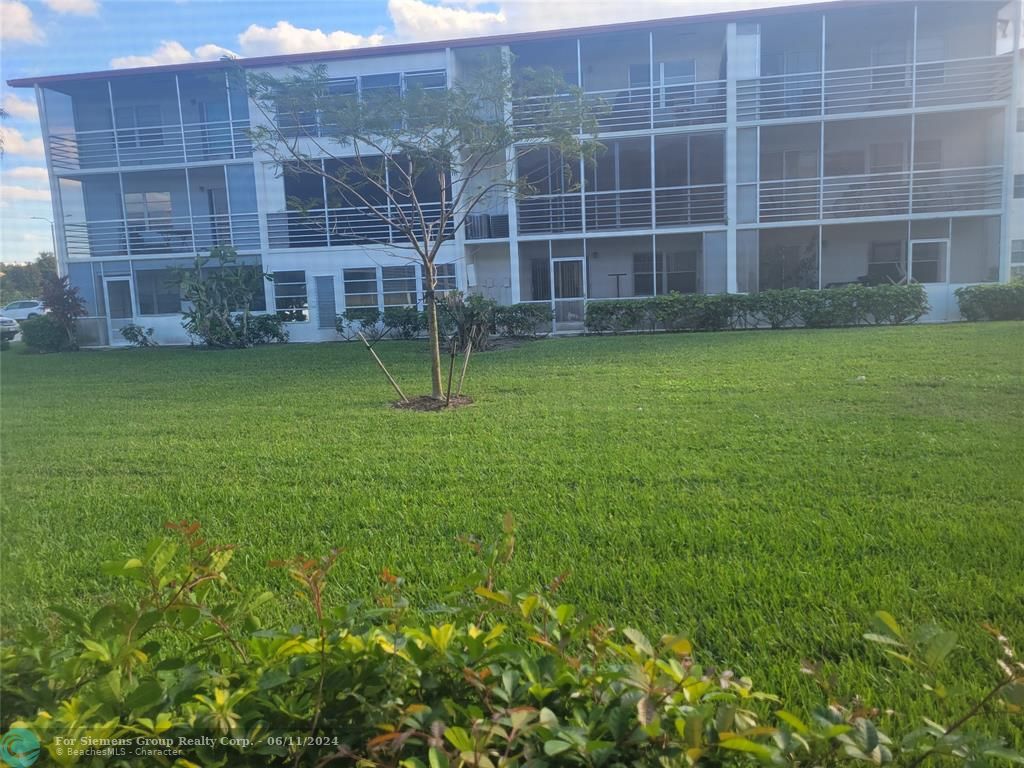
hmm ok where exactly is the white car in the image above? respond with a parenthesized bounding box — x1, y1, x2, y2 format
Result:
(0, 315, 19, 341)
(1, 300, 46, 321)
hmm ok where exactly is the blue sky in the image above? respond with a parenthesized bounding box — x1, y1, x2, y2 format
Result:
(1, 0, 823, 263)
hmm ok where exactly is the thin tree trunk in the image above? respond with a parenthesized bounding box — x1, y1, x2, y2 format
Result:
(424, 261, 445, 399)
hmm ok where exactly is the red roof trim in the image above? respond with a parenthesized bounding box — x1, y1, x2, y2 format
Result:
(4, 0, 906, 88)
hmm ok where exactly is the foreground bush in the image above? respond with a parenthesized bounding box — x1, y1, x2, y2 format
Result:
(586, 285, 930, 334)
(1, 521, 1020, 768)
(19, 314, 69, 353)
(956, 281, 1024, 322)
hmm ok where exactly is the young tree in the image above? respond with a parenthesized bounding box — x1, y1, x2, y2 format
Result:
(39, 272, 86, 350)
(248, 56, 600, 400)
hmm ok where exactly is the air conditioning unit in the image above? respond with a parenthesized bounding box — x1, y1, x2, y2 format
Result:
(489, 214, 510, 238)
(466, 213, 491, 240)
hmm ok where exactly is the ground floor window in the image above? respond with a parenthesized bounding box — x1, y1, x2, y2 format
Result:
(1012, 240, 1024, 280)
(427, 263, 458, 296)
(273, 270, 308, 321)
(135, 269, 182, 315)
(343, 268, 379, 316)
(382, 265, 418, 306)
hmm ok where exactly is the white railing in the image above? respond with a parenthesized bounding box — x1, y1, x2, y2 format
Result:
(513, 79, 726, 133)
(738, 54, 1011, 122)
(517, 194, 584, 235)
(654, 184, 727, 226)
(266, 202, 454, 249)
(822, 171, 911, 218)
(911, 166, 1003, 214)
(64, 212, 260, 258)
(48, 119, 252, 172)
(758, 164, 1002, 222)
(584, 189, 652, 231)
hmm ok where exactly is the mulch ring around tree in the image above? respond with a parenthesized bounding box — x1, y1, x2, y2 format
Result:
(392, 395, 474, 412)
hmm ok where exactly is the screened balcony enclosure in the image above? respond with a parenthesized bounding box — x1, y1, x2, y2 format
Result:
(44, 69, 252, 172)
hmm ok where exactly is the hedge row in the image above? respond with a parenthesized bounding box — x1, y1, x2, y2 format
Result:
(955, 281, 1024, 322)
(585, 284, 930, 334)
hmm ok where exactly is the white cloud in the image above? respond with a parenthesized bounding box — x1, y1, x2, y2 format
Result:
(389, 0, 504, 41)
(4, 166, 49, 182)
(0, 127, 45, 158)
(109, 40, 196, 68)
(2, 92, 37, 120)
(195, 43, 238, 60)
(42, 0, 98, 15)
(0, 0, 43, 43)
(236, 21, 385, 56)
(1, 184, 51, 202)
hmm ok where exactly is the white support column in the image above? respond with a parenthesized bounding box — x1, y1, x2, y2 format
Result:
(818, 14, 826, 219)
(36, 85, 68, 274)
(999, 0, 1022, 282)
(177, 75, 197, 253)
(725, 22, 739, 293)
(224, 70, 237, 158)
(501, 46, 521, 303)
(909, 5, 918, 214)
(107, 80, 121, 168)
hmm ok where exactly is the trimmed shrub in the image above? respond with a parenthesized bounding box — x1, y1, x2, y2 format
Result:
(383, 305, 426, 340)
(585, 285, 929, 334)
(955, 281, 1024, 322)
(1, 521, 1020, 768)
(493, 302, 553, 337)
(19, 314, 68, 353)
(441, 292, 497, 350)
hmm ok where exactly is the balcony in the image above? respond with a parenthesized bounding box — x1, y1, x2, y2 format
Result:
(48, 119, 253, 172)
(512, 80, 727, 134)
(757, 165, 1002, 223)
(737, 54, 1012, 122)
(266, 202, 454, 250)
(64, 212, 260, 259)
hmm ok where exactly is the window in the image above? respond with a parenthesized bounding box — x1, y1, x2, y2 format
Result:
(1012, 240, 1024, 280)
(404, 70, 446, 92)
(656, 250, 698, 294)
(382, 265, 418, 306)
(344, 267, 379, 312)
(1015, 175, 1024, 199)
(124, 191, 172, 224)
(428, 263, 458, 296)
(135, 269, 181, 315)
(273, 270, 308, 321)
(632, 252, 654, 295)
(867, 241, 904, 285)
(115, 104, 163, 148)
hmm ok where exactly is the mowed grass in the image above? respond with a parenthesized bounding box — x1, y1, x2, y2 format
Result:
(2, 323, 1023, 738)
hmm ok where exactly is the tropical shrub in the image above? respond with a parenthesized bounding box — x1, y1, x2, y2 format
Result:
(859, 283, 930, 325)
(337, 308, 387, 342)
(1, 520, 1021, 768)
(39, 272, 87, 350)
(19, 314, 68, 353)
(955, 281, 1024, 322)
(120, 324, 157, 347)
(441, 292, 498, 350)
(177, 248, 282, 348)
(493, 303, 553, 337)
(383, 306, 427, 340)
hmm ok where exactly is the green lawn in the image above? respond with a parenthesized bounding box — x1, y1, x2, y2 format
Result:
(2, 323, 1022, 738)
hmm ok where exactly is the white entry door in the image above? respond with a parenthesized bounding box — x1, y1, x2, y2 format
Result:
(551, 257, 586, 330)
(910, 239, 952, 321)
(104, 277, 136, 345)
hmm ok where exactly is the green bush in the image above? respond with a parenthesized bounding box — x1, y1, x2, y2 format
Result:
(19, 314, 68, 353)
(1, 521, 1020, 768)
(120, 324, 157, 348)
(955, 281, 1024, 322)
(441, 292, 497, 350)
(585, 285, 929, 334)
(383, 306, 427, 340)
(493, 303, 553, 337)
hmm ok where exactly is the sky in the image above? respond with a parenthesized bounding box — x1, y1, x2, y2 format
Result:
(0, 0, 831, 264)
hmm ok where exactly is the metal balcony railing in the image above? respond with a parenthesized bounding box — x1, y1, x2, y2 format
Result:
(513, 79, 726, 133)
(266, 202, 454, 249)
(517, 194, 584, 234)
(48, 119, 253, 172)
(585, 189, 652, 231)
(64, 212, 260, 258)
(757, 164, 1002, 222)
(738, 54, 1011, 122)
(654, 184, 727, 226)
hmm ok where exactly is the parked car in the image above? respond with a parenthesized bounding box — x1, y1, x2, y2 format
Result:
(0, 315, 19, 341)
(1, 299, 46, 321)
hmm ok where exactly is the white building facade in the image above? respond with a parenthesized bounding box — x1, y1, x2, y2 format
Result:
(8, 0, 1022, 345)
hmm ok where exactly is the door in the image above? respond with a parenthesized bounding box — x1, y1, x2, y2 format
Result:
(910, 239, 951, 321)
(104, 277, 136, 345)
(552, 257, 585, 329)
(313, 275, 338, 331)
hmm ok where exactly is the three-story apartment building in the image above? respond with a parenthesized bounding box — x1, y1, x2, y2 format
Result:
(8, 0, 1022, 345)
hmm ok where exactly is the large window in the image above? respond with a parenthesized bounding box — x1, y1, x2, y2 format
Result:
(273, 270, 308, 321)
(343, 267, 379, 312)
(1012, 240, 1024, 279)
(124, 191, 172, 224)
(429, 263, 457, 295)
(382, 265, 417, 306)
(135, 269, 181, 315)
